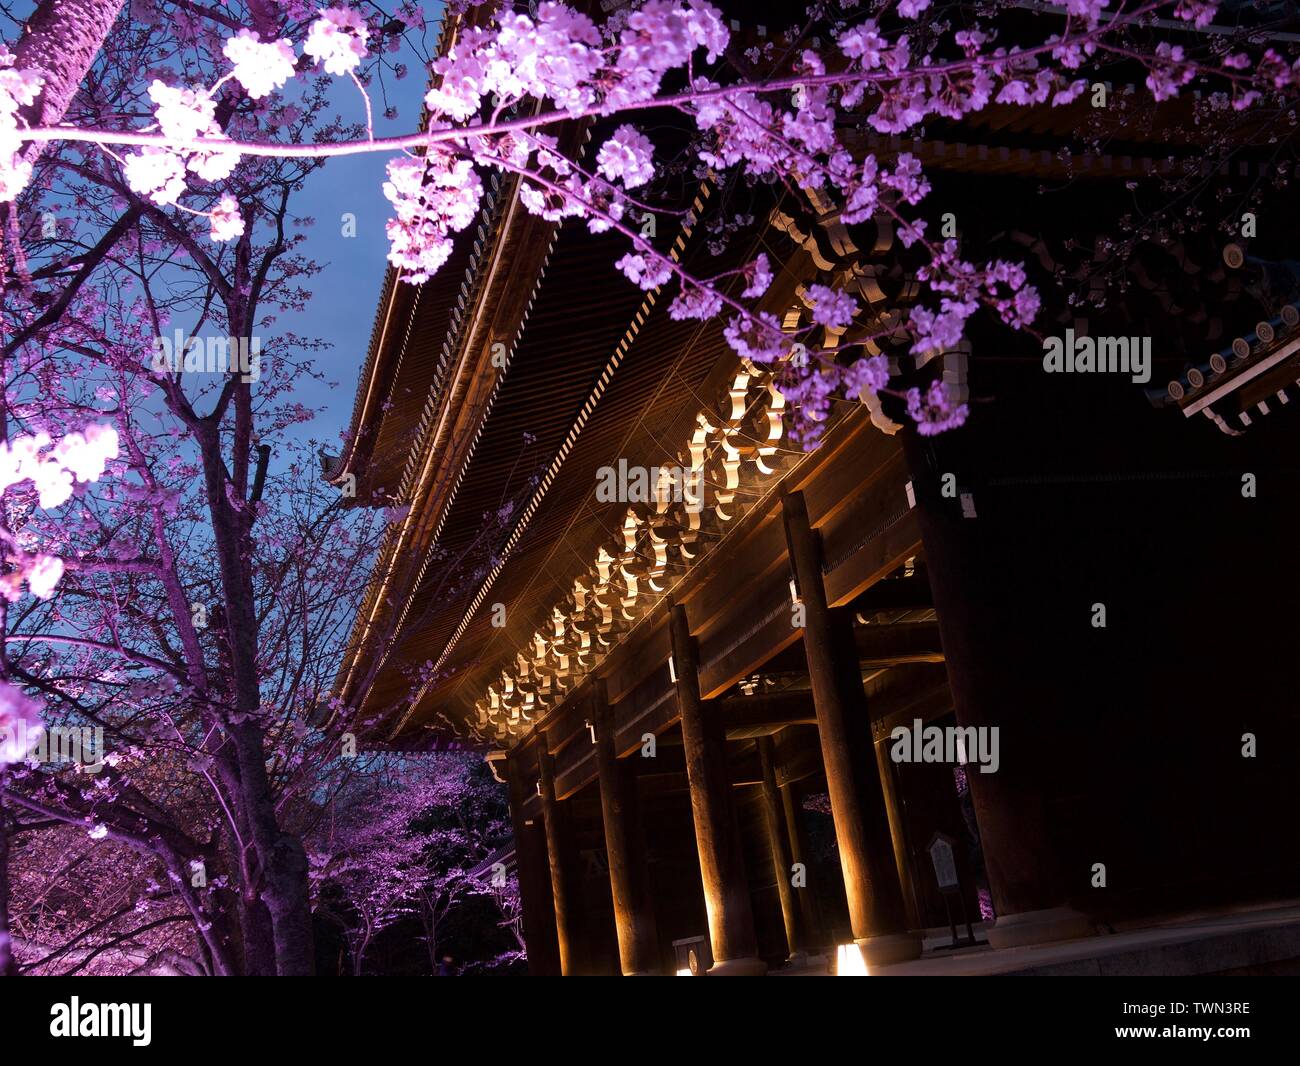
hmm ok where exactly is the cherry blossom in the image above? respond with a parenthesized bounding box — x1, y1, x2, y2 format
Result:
(1148, 43, 1196, 101)
(1175, 0, 1220, 26)
(427, 4, 603, 121)
(623, 0, 728, 71)
(806, 284, 858, 330)
(880, 153, 929, 205)
(148, 80, 218, 143)
(1067, 0, 1111, 25)
(494, 3, 601, 115)
(844, 355, 890, 397)
(0, 45, 41, 200)
(742, 254, 773, 299)
(841, 156, 880, 225)
(53, 425, 120, 484)
(304, 6, 370, 76)
(186, 138, 240, 183)
(133, 79, 243, 196)
(25, 555, 65, 600)
(383, 151, 484, 282)
(838, 22, 886, 72)
(209, 193, 245, 242)
(668, 283, 723, 321)
(0, 426, 119, 508)
(615, 252, 672, 290)
(223, 30, 298, 100)
(723, 311, 788, 363)
(906, 380, 969, 436)
(123, 146, 186, 205)
(596, 125, 656, 189)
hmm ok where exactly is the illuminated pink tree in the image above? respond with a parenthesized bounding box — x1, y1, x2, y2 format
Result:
(307, 753, 520, 975)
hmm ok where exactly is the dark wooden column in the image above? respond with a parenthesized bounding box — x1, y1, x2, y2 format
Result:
(873, 735, 924, 931)
(537, 745, 580, 975)
(783, 491, 920, 966)
(506, 752, 561, 975)
(781, 781, 826, 948)
(901, 436, 1091, 949)
(756, 736, 804, 959)
(667, 601, 766, 975)
(592, 679, 661, 975)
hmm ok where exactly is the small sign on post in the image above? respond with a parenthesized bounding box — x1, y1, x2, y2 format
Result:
(929, 833, 959, 891)
(927, 831, 976, 949)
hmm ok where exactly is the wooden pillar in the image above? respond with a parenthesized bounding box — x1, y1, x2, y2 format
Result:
(756, 736, 804, 959)
(592, 679, 661, 975)
(783, 491, 920, 966)
(901, 435, 1091, 949)
(874, 736, 924, 932)
(537, 745, 580, 975)
(506, 752, 561, 976)
(667, 601, 766, 976)
(781, 781, 826, 948)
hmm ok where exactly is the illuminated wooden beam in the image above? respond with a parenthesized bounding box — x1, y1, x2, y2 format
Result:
(757, 736, 806, 960)
(537, 747, 582, 976)
(667, 601, 766, 976)
(506, 752, 562, 975)
(783, 490, 920, 966)
(592, 679, 661, 976)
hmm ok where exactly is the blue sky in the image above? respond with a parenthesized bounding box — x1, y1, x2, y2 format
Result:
(274, 22, 437, 454)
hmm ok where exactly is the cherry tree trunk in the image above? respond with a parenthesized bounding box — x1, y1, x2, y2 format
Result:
(197, 414, 315, 976)
(0, 801, 17, 976)
(13, 0, 127, 157)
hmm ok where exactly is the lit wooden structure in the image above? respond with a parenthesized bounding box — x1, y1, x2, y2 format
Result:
(328, 1, 1300, 973)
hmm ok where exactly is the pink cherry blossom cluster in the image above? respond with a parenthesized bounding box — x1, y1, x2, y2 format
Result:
(0, 553, 65, 601)
(223, 29, 298, 100)
(595, 125, 656, 189)
(1147, 43, 1196, 102)
(123, 80, 241, 237)
(0, 44, 42, 201)
(805, 284, 858, 331)
(776, 353, 894, 448)
(492, 131, 597, 224)
(425, 0, 727, 122)
(666, 283, 723, 322)
(303, 6, 370, 76)
(906, 379, 969, 436)
(428, 3, 602, 120)
(209, 193, 244, 242)
(0, 426, 117, 607)
(116, 8, 370, 239)
(607, 0, 729, 110)
(383, 149, 484, 282)
(0, 424, 120, 510)
(909, 242, 1040, 361)
(722, 311, 788, 363)
(614, 251, 673, 291)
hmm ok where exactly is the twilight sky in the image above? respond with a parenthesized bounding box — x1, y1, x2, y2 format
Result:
(274, 15, 437, 455)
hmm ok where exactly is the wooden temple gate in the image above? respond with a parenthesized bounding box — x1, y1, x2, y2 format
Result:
(326, 1, 1300, 975)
